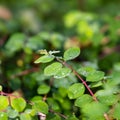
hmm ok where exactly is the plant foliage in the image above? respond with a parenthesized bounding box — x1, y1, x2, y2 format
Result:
(0, 1, 120, 119)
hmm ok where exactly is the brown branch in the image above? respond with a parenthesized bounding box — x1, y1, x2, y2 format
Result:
(104, 113, 111, 120)
(11, 67, 39, 78)
(56, 58, 111, 120)
(49, 109, 67, 119)
(0, 91, 19, 98)
(56, 58, 97, 101)
(43, 77, 54, 102)
(0, 35, 8, 46)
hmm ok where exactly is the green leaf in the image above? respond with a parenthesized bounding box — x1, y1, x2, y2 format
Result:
(20, 113, 31, 120)
(50, 115, 61, 120)
(5, 33, 26, 54)
(54, 74, 77, 88)
(97, 94, 118, 106)
(37, 84, 50, 94)
(68, 114, 79, 120)
(7, 107, 18, 118)
(68, 83, 85, 99)
(0, 112, 8, 120)
(113, 62, 120, 71)
(32, 100, 48, 114)
(58, 87, 67, 98)
(37, 49, 48, 55)
(75, 94, 93, 108)
(48, 50, 60, 55)
(81, 102, 109, 119)
(53, 93, 64, 103)
(61, 99, 71, 110)
(78, 66, 95, 77)
(64, 11, 81, 28)
(24, 109, 36, 116)
(26, 35, 45, 50)
(34, 55, 55, 63)
(113, 103, 120, 119)
(64, 47, 80, 61)
(31, 96, 43, 103)
(44, 62, 62, 76)
(90, 81, 103, 88)
(95, 88, 119, 98)
(86, 71, 105, 82)
(0, 85, 2, 91)
(11, 98, 26, 112)
(47, 98, 60, 111)
(54, 67, 71, 79)
(0, 96, 9, 111)
(48, 114, 61, 120)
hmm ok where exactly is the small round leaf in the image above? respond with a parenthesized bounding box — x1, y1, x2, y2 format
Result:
(75, 94, 93, 108)
(54, 67, 71, 79)
(78, 66, 95, 77)
(0, 112, 8, 120)
(68, 83, 85, 99)
(11, 98, 26, 112)
(64, 47, 80, 61)
(113, 103, 120, 119)
(7, 108, 18, 118)
(68, 114, 79, 120)
(0, 96, 9, 111)
(0, 85, 3, 91)
(86, 71, 105, 82)
(34, 55, 54, 63)
(82, 102, 109, 119)
(37, 84, 50, 94)
(20, 113, 31, 120)
(44, 62, 62, 76)
(32, 100, 48, 114)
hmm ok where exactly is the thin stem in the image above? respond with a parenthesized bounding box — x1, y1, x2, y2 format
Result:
(104, 113, 110, 120)
(56, 58, 111, 120)
(42, 94, 47, 101)
(56, 58, 97, 101)
(0, 91, 18, 98)
(73, 69, 97, 101)
(37, 112, 46, 120)
(49, 109, 67, 119)
(43, 77, 54, 102)
(11, 67, 39, 78)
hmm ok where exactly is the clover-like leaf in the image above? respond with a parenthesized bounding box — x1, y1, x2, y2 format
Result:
(54, 67, 71, 79)
(44, 62, 62, 76)
(0, 112, 8, 120)
(75, 94, 93, 108)
(86, 71, 105, 82)
(0, 96, 9, 111)
(38, 49, 48, 55)
(5, 33, 26, 54)
(32, 100, 48, 114)
(68, 114, 79, 120)
(7, 108, 18, 118)
(20, 113, 31, 120)
(11, 98, 26, 112)
(78, 66, 95, 77)
(113, 103, 120, 119)
(34, 55, 55, 63)
(0, 85, 2, 91)
(68, 83, 85, 99)
(64, 47, 80, 61)
(37, 84, 50, 94)
(82, 102, 109, 119)
(97, 94, 118, 106)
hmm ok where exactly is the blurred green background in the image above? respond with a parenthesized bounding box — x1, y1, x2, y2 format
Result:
(0, 0, 120, 97)
(0, 0, 120, 119)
